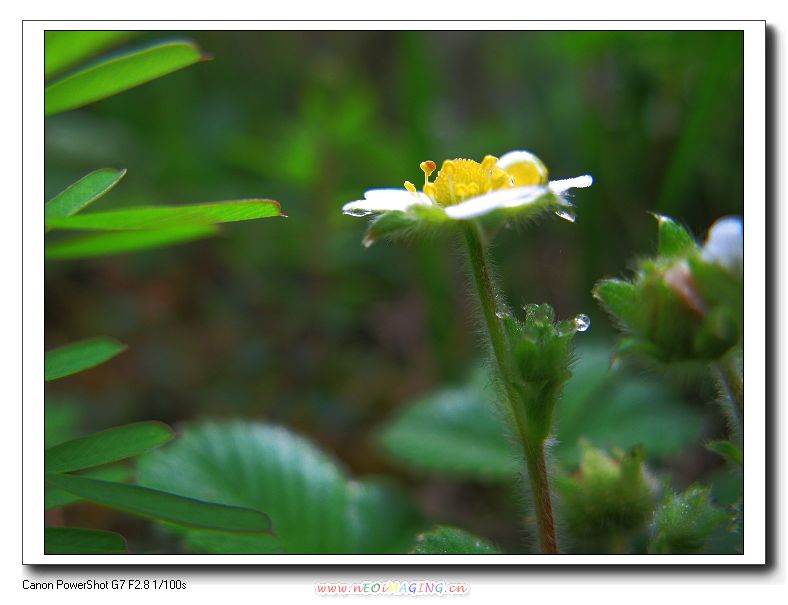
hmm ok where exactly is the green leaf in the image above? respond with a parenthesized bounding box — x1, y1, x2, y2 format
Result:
(44, 473, 272, 533)
(45, 168, 127, 228)
(376, 380, 520, 480)
(555, 344, 702, 466)
(45, 41, 209, 116)
(45, 225, 218, 260)
(45, 527, 127, 554)
(410, 526, 500, 554)
(45, 466, 129, 510)
(45, 31, 137, 78)
(45, 400, 84, 448)
(654, 214, 696, 258)
(137, 421, 420, 553)
(45, 422, 174, 473)
(45, 337, 127, 382)
(706, 440, 743, 467)
(45, 199, 284, 231)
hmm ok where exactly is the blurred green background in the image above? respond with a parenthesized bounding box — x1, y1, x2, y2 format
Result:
(44, 30, 744, 551)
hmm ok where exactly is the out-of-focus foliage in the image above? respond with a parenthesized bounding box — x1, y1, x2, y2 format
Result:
(377, 342, 702, 479)
(45, 30, 743, 554)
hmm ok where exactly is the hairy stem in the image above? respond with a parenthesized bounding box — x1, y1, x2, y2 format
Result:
(462, 222, 558, 554)
(715, 351, 744, 439)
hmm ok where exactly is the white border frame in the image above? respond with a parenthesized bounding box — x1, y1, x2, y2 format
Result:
(23, 20, 766, 565)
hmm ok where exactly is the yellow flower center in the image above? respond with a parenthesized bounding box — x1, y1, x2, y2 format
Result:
(407, 154, 549, 207)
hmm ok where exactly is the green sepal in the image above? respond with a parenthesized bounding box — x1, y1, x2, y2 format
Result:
(655, 214, 697, 259)
(706, 440, 743, 467)
(593, 279, 639, 328)
(362, 211, 420, 247)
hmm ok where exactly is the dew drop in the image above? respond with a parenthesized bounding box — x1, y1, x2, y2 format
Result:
(573, 313, 591, 333)
(343, 207, 374, 217)
(495, 309, 510, 319)
(555, 208, 576, 223)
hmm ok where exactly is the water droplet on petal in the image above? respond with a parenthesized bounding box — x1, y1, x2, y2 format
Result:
(343, 207, 374, 217)
(573, 313, 591, 332)
(555, 208, 576, 223)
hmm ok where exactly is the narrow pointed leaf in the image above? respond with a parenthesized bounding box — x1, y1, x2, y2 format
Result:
(45, 168, 126, 229)
(45, 337, 126, 382)
(45, 225, 218, 259)
(45, 41, 209, 116)
(410, 526, 500, 554)
(655, 214, 696, 258)
(45, 199, 284, 231)
(45, 527, 127, 554)
(45, 31, 137, 79)
(44, 474, 272, 533)
(46, 466, 129, 510)
(45, 422, 174, 473)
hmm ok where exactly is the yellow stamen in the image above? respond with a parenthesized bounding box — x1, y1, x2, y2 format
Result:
(404, 181, 417, 193)
(426, 157, 515, 206)
(420, 160, 437, 186)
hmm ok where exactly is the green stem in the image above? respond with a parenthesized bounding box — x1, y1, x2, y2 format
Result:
(462, 222, 558, 554)
(715, 352, 744, 438)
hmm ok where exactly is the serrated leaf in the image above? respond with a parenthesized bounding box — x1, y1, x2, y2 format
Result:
(410, 526, 500, 554)
(45, 31, 137, 79)
(45, 41, 209, 116)
(45, 199, 283, 231)
(45, 225, 218, 259)
(45, 337, 127, 382)
(45, 527, 127, 554)
(376, 384, 520, 480)
(45, 473, 272, 533)
(45, 466, 129, 510)
(137, 421, 420, 554)
(45, 422, 174, 473)
(45, 168, 126, 228)
(655, 214, 696, 258)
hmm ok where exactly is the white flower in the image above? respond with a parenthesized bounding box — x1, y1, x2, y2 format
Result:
(342, 150, 592, 224)
(701, 216, 743, 274)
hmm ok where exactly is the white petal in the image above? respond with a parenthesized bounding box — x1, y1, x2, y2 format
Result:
(701, 216, 743, 272)
(444, 186, 547, 220)
(342, 189, 432, 216)
(496, 150, 543, 171)
(549, 175, 594, 194)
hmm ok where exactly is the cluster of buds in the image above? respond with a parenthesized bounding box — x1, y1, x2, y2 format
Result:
(557, 443, 656, 545)
(498, 303, 589, 444)
(648, 486, 735, 554)
(594, 215, 743, 363)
